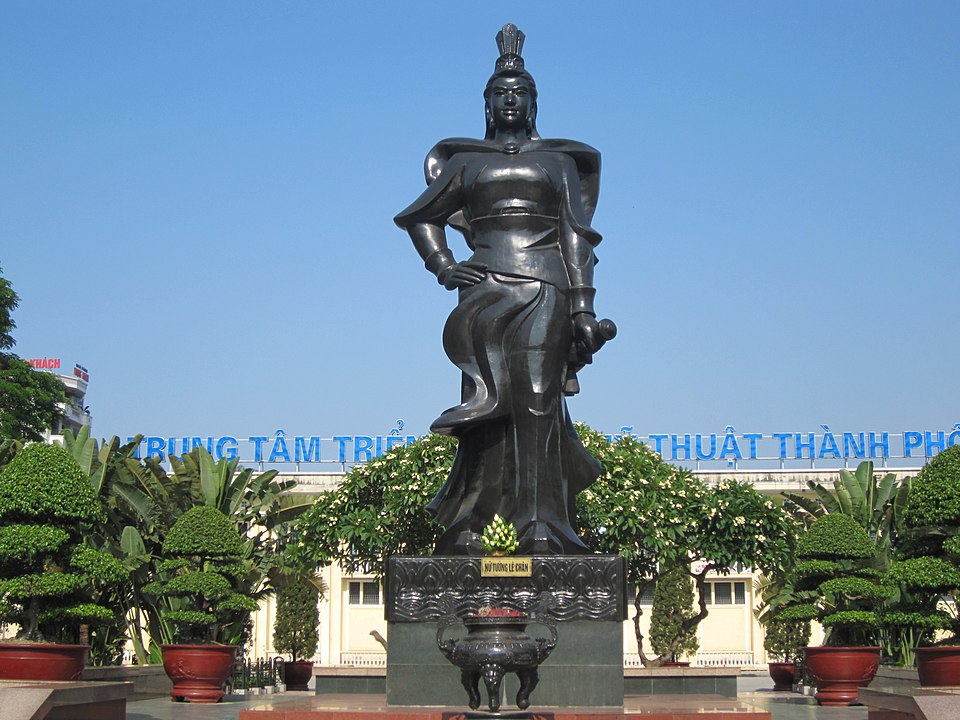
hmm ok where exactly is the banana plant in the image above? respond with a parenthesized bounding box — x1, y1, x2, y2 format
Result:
(782, 461, 911, 552)
(60, 433, 313, 661)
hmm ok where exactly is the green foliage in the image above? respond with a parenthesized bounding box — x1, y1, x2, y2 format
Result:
(164, 609, 217, 626)
(818, 577, 891, 602)
(164, 571, 233, 599)
(58, 431, 300, 661)
(887, 557, 960, 592)
(771, 603, 821, 622)
(0, 357, 67, 443)
(797, 513, 877, 561)
(905, 446, 960, 528)
(649, 567, 699, 661)
(880, 610, 952, 631)
(754, 568, 816, 663)
(0, 438, 23, 474)
(763, 616, 811, 663)
(0, 266, 68, 441)
(884, 446, 960, 651)
(0, 442, 119, 642)
(218, 593, 258, 613)
(1, 572, 84, 599)
(44, 602, 115, 623)
(780, 513, 886, 646)
(782, 461, 911, 553)
(0, 443, 104, 524)
(822, 610, 881, 629)
(481, 514, 519, 555)
(70, 546, 127, 584)
(289, 433, 453, 578)
(0, 524, 69, 560)
(273, 581, 321, 661)
(291, 425, 794, 668)
(0, 264, 17, 351)
(576, 426, 795, 665)
(148, 506, 257, 643)
(793, 560, 841, 579)
(162, 506, 244, 559)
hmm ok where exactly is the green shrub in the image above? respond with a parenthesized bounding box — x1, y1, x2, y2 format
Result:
(775, 604, 820, 622)
(794, 559, 841, 577)
(905, 446, 960, 528)
(887, 557, 960, 592)
(797, 514, 876, 560)
(764, 616, 810, 664)
(649, 567, 699, 662)
(886, 447, 960, 648)
(818, 577, 891, 601)
(273, 581, 320, 661)
(147, 506, 256, 644)
(786, 513, 885, 646)
(0, 443, 120, 642)
(822, 610, 882, 629)
(162, 506, 244, 558)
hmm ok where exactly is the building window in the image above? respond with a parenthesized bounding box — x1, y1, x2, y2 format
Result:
(705, 581, 746, 606)
(348, 580, 381, 606)
(627, 581, 656, 606)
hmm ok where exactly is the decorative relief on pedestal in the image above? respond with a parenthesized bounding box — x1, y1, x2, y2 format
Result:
(386, 555, 627, 622)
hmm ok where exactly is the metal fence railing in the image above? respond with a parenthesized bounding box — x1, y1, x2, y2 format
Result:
(696, 651, 756, 667)
(339, 652, 387, 667)
(230, 656, 284, 693)
(334, 651, 756, 670)
(623, 652, 757, 668)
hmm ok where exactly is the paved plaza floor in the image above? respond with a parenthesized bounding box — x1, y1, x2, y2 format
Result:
(124, 673, 869, 720)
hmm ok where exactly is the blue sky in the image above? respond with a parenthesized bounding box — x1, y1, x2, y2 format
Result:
(2, 1, 958, 450)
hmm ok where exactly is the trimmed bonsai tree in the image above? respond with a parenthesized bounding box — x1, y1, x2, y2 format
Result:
(885, 446, 960, 651)
(0, 442, 125, 643)
(145, 506, 258, 644)
(776, 513, 888, 646)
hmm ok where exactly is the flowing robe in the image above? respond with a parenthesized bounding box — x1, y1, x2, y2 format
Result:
(395, 138, 603, 555)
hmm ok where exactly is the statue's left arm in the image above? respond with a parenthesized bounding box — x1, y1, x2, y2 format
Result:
(558, 153, 603, 356)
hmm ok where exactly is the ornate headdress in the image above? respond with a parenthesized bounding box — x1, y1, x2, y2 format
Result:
(494, 23, 525, 73)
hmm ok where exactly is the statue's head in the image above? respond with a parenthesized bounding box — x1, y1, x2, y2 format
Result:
(484, 24, 540, 140)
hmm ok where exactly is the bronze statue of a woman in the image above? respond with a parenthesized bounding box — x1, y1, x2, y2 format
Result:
(395, 24, 612, 555)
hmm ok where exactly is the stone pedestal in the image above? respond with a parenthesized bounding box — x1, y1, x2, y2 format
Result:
(384, 555, 627, 708)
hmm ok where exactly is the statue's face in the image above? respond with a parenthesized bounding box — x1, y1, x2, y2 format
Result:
(488, 76, 533, 131)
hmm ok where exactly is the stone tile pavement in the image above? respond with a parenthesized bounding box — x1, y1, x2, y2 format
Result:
(125, 674, 868, 720)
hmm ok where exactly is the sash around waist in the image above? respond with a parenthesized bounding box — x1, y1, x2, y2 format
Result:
(467, 220, 568, 288)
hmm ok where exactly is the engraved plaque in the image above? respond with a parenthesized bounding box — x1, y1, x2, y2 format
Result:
(480, 556, 533, 577)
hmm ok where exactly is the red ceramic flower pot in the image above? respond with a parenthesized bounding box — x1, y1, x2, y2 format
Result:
(283, 660, 314, 691)
(161, 644, 238, 703)
(916, 646, 960, 687)
(804, 646, 880, 706)
(768, 661, 798, 691)
(0, 643, 88, 680)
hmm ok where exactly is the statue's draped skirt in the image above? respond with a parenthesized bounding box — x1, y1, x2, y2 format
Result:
(427, 272, 600, 554)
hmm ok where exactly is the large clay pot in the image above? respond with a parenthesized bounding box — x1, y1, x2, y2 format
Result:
(804, 646, 880, 706)
(916, 646, 960, 687)
(768, 661, 798, 691)
(161, 644, 238, 703)
(283, 660, 314, 691)
(0, 643, 88, 680)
